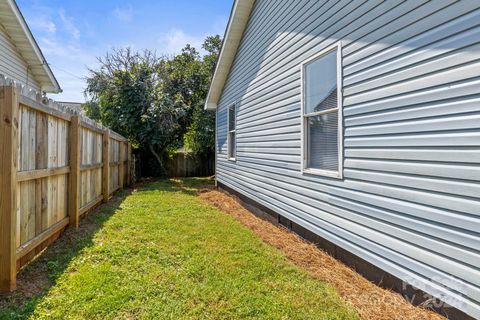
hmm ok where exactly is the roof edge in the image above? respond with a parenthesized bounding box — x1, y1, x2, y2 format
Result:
(205, 102, 218, 110)
(204, 0, 255, 110)
(7, 0, 62, 93)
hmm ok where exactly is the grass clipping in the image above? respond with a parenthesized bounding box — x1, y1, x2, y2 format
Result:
(199, 188, 445, 320)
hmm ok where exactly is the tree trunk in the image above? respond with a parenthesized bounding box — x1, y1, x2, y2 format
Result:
(149, 144, 166, 176)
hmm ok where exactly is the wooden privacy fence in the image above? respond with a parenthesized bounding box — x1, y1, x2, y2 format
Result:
(0, 85, 133, 292)
(166, 152, 215, 177)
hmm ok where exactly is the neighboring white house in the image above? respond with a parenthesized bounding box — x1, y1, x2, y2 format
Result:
(0, 0, 60, 93)
(207, 1, 480, 319)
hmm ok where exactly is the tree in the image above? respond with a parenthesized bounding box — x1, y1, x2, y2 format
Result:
(84, 35, 223, 176)
(85, 48, 187, 174)
(183, 108, 216, 155)
(183, 35, 222, 156)
(202, 35, 222, 75)
(81, 101, 101, 121)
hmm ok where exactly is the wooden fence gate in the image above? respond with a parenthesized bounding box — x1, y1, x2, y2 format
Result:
(0, 85, 133, 292)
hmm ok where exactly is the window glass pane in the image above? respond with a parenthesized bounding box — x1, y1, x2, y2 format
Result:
(229, 106, 236, 131)
(228, 132, 236, 159)
(307, 112, 338, 171)
(305, 49, 337, 114)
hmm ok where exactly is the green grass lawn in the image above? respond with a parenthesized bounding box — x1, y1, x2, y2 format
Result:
(0, 178, 358, 320)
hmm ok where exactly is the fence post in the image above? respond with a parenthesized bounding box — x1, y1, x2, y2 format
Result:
(102, 130, 110, 202)
(127, 143, 132, 186)
(119, 142, 125, 190)
(0, 86, 18, 292)
(68, 116, 81, 228)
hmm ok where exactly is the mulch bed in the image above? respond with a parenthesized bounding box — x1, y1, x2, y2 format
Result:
(199, 188, 445, 320)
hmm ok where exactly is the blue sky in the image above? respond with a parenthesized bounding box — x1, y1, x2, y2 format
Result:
(16, 0, 232, 102)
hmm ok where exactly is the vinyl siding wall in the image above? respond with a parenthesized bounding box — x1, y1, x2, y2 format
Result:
(215, 1, 480, 318)
(0, 25, 41, 91)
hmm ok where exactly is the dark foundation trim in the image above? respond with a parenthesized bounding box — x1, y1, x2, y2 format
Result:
(217, 181, 474, 320)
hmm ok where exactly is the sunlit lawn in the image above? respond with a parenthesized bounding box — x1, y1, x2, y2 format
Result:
(0, 178, 358, 320)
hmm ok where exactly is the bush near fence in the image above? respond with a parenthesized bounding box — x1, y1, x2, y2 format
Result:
(0, 83, 133, 292)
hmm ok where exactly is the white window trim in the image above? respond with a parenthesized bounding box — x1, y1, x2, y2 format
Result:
(227, 104, 237, 161)
(300, 42, 344, 179)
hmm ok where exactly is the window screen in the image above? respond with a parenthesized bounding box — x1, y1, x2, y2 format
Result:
(303, 46, 342, 175)
(304, 50, 338, 114)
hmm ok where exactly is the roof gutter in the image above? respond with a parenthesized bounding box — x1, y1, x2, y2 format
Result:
(204, 0, 255, 110)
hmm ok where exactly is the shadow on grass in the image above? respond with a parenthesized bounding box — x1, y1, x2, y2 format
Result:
(0, 177, 215, 319)
(0, 188, 134, 320)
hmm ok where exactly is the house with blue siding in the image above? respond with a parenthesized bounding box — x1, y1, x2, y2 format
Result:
(205, 1, 480, 319)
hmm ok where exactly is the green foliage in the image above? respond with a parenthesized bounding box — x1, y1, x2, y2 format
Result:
(81, 101, 101, 122)
(1, 179, 358, 320)
(85, 35, 222, 175)
(183, 107, 215, 155)
(182, 35, 222, 156)
(202, 35, 223, 74)
(85, 48, 189, 173)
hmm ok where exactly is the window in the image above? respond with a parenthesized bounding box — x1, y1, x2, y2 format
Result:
(301, 43, 343, 178)
(227, 104, 236, 160)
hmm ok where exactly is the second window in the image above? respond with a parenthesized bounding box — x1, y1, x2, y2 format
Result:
(228, 104, 236, 160)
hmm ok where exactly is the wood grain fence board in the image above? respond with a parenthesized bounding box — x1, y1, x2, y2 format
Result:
(17, 167, 70, 182)
(119, 142, 125, 189)
(108, 138, 119, 194)
(15, 184, 20, 249)
(109, 131, 127, 142)
(85, 129, 90, 205)
(57, 119, 68, 224)
(69, 116, 80, 228)
(78, 127, 104, 210)
(102, 131, 110, 202)
(1, 88, 132, 292)
(18, 96, 71, 122)
(35, 113, 48, 236)
(79, 196, 102, 216)
(21, 173, 36, 253)
(0, 86, 18, 292)
(47, 116, 58, 229)
(79, 120, 104, 135)
(16, 217, 69, 260)
(19, 107, 29, 172)
(166, 153, 215, 178)
(40, 178, 48, 232)
(80, 163, 103, 171)
(127, 144, 132, 185)
(20, 107, 37, 246)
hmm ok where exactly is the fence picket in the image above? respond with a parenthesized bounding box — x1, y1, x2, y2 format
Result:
(0, 86, 18, 292)
(0, 86, 133, 292)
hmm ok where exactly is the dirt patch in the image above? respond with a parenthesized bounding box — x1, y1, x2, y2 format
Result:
(199, 189, 445, 320)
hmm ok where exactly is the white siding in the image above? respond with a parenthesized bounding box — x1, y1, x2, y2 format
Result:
(216, 1, 480, 318)
(0, 25, 41, 91)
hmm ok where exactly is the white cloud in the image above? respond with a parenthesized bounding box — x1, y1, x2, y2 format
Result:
(39, 37, 73, 57)
(59, 9, 80, 40)
(158, 29, 206, 55)
(29, 17, 56, 34)
(113, 6, 133, 22)
(38, 36, 99, 102)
